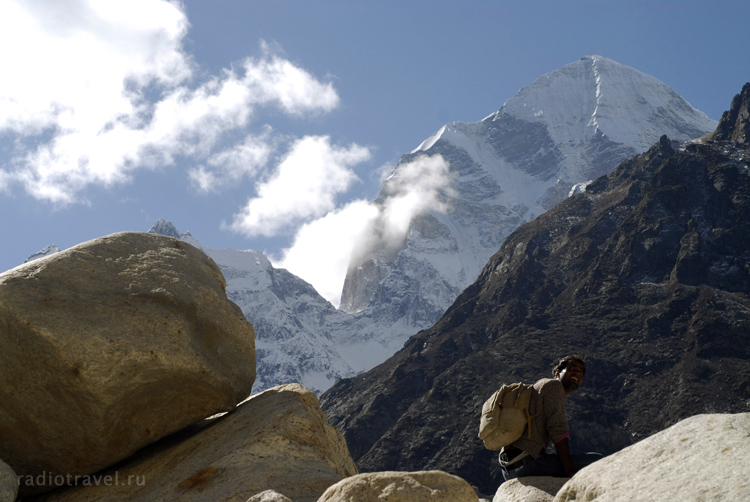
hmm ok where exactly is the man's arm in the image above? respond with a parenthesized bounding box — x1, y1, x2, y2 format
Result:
(541, 379, 573, 474)
(554, 436, 575, 477)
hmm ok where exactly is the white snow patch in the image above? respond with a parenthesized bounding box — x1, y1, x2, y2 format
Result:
(412, 124, 447, 153)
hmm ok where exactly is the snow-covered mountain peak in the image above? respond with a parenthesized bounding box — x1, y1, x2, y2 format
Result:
(24, 244, 61, 263)
(412, 124, 447, 152)
(21, 58, 723, 399)
(147, 219, 185, 239)
(489, 55, 716, 152)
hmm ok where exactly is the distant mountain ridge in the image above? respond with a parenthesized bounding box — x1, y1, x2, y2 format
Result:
(24, 244, 60, 263)
(320, 83, 750, 494)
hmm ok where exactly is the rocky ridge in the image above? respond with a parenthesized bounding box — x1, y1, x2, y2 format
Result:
(706, 82, 750, 144)
(320, 83, 750, 494)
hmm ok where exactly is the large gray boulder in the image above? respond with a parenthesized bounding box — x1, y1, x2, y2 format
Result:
(29, 384, 357, 502)
(317, 470, 479, 502)
(554, 413, 750, 501)
(0, 232, 256, 496)
(0, 458, 18, 502)
(493, 477, 567, 502)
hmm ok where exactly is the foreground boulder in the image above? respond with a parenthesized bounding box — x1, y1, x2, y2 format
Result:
(493, 477, 567, 502)
(554, 413, 750, 501)
(0, 458, 18, 502)
(317, 470, 478, 502)
(0, 232, 256, 496)
(29, 384, 356, 502)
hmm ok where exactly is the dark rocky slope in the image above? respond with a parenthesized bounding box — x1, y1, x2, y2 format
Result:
(320, 83, 750, 494)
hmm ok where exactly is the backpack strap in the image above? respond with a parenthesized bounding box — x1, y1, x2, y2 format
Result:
(526, 411, 543, 439)
(499, 449, 530, 469)
(514, 385, 543, 439)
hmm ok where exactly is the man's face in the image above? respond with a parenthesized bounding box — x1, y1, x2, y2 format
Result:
(557, 360, 585, 393)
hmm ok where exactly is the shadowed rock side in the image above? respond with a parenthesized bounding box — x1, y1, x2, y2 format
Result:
(321, 85, 750, 494)
(705, 82, 750, 144)
(0, 458, 18, 501)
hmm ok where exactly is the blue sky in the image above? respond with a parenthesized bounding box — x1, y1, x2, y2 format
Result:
(1, 0, 748, 305)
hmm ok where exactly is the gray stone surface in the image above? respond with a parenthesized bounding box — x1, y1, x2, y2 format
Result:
(0, 232, 256, 496)
(245, 489, 293, 502)
(0, 458, 18, 502)
(493, 477, 568, 502)
(317, 470, 478, 502)
(554, 413, 750, 501)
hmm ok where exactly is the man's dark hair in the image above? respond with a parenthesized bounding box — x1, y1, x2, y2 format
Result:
(552, 355, 586, 376)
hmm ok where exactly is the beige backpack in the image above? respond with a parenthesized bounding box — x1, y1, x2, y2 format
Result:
(478, 382, 541, 450)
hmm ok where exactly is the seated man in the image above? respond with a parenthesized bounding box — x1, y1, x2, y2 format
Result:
(500, 355, 600, 480)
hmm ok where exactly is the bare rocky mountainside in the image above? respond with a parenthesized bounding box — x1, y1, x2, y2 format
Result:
(319, 83, 750, 494)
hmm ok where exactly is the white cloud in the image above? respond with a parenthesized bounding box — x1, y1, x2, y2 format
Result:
(271, 154, 454, 306)
(380, 154, 454, 238)
(273, 200, 379, 306)
(349, 154, 455, 267)
(208, 127, 275, 174)
(0, 0, 340, 205)
(244, 41, 340, 115)
(0, 0, 190, 135)
(189, 127, 276, 192)
(229, 135, 371, 236)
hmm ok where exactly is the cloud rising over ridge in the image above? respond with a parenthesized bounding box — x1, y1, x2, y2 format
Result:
(274, 153, 455, 307)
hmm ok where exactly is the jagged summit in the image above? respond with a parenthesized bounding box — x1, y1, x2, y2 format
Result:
(148, 219, 189, 239)
(705, 82, 750, 144)
(24, 244, 61, 263)
(486, 55, 716, 166)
